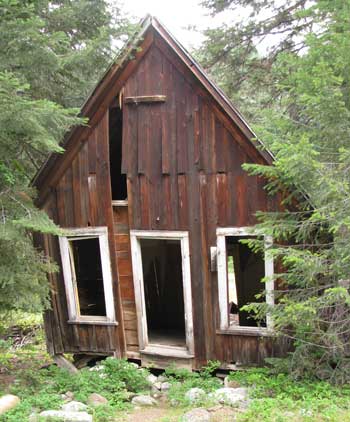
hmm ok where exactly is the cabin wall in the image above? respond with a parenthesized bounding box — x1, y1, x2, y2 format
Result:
(121, 37, 282, 367)
(37, 29, 284, 366)
(40, 112, 125, 356)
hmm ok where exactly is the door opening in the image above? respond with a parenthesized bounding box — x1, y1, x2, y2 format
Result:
(130, 230, 194, 357)
(140, 238, 186, 347)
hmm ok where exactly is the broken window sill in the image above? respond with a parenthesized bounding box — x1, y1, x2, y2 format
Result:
(68, 319, 118, 326)
(216, 327, 274, 337)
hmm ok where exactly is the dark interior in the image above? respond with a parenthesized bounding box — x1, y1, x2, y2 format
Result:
(140, 238, 186, 347)
(109, 106, 127, 200)
(226, 236, 266, 327)
(71, 237, 106, 317)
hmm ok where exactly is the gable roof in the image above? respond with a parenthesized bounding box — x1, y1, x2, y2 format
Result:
(32, 15, 274, 203)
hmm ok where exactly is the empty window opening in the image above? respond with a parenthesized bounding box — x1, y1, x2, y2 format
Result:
(140, 238, 186, 348)
(226, 236, 266, 328)
(109, 106, 127, 200)
(69, 237, 107, 317)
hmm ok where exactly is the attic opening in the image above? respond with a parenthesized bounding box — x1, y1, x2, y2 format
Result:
(226, 236, 266, 328)
(70, 238, 106, 317)
(109, 106, 127, 201)
(140, 238, 186, 348)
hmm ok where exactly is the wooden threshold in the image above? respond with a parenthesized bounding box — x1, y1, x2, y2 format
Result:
(141, 345, 194, 359)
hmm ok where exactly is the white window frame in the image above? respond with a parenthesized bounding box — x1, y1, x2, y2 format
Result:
(130, 230, 194, 358)
(216, 227, 274, 335)
(59, 226, 117, 325)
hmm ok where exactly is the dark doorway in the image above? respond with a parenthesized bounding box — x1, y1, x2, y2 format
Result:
(70, 237, 106, 317)
(140, 238, 186, 347)
(109, 106, 127, 200)
(226, 236, 266, 327)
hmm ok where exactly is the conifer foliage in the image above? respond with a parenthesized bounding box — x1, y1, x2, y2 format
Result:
(0, 0, 133, 312)
(200, 0, 350, 382)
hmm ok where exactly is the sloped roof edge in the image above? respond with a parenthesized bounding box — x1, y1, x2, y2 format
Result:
(149, 16, 273, 164)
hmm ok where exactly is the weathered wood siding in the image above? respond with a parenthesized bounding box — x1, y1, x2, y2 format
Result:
(113, 205, 139, 357)
(40, 112, 125, 355)
(121, 35, 281, 367)
(37, 27, 283, 366)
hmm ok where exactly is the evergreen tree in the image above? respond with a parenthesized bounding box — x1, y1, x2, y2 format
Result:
(200, 0, 350, 382)
(0, 0, 133, 312)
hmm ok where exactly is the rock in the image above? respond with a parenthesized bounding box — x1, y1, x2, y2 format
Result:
(182, 408, 211, 422)
(207, 405, 223, 412)
(223, 376, 240, 388)
(151, 391, 162, 399)
(170, 398, 180, 407)
(34, 410, 92, 422)
(89, 364, 105, 372)
(0, 395, 20, 415)
(125, 391, 138, 401)
(146, 374, 158, 385)
(157, 375, 167, 382)
(153, 381, 162, 390)
(161, 381, 171, 391)
(131, 395, 157, 406)
(62, 391, 75, 401)
(210, 387, 248, 406)
(185, 388, 206, 404)
(61, 401, 88, 412)
(87, 393, 108, 407)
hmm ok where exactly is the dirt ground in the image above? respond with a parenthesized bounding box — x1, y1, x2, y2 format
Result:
(116, 405, 239, 422)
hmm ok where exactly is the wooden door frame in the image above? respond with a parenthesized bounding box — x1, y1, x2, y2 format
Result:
(130, 230, 194, 357)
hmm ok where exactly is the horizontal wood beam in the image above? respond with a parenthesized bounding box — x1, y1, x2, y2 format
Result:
(125, 95, 166, 105)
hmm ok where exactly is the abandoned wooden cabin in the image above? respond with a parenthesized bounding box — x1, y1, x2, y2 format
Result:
(33, 15, 283, 370)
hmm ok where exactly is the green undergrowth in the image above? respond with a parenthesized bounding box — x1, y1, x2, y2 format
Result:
(2, 314, 350, 421)
(229, 368, 350, 421)
(165, 361, 222, 407)
(0, 358, 151, 422)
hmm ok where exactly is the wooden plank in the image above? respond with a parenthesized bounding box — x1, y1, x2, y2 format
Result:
(79, 142, 90, 226)
(53, 354, 78, 374)
(72, 155, 83, 226)
(178, 175, 188, 229)
(199, 173, 214, 358)
(216, 173, 228, 226)
(176, 73, 188, 173)
(63, 167, 75, 227)
(125, 95, 166, 104)
(161, 52, 172, 174)
(215, 118, 226, 172)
